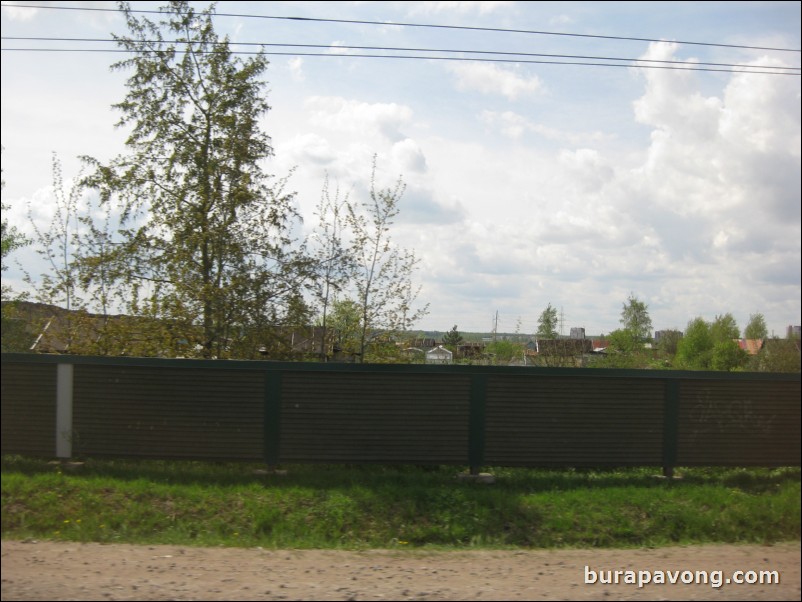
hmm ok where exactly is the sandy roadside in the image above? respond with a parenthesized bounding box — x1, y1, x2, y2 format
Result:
(2, 539, 800, 601)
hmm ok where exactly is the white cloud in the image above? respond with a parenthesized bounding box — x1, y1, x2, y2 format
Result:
(481, 110, 529, 139)
(394, 183, 466, 225)
(448, 63, 542, 101)
(1, 1, 119, 27)
(391, 138, 427, 173)
(558, 148, 615, 193)
(549, 14, 574, 27)
(287, 57, 305, 82)
(412, 37, 800, 334)
(280, 133, 337, 166)
(1, 3, 39, 21)
(630, 41, 801, 231)
(633, 44, 723, 140)
(327, 41, 351, 55)
(273, 38, 800, 334)
(611, 41, 802, 319)
(480, 110, 611, 145)
(305, 96, 414, 142)
(406, 1, 513, 16)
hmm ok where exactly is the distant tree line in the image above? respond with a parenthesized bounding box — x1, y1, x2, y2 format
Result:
(438, 299, 798, 373)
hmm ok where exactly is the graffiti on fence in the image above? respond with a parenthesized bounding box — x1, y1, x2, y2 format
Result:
(686, 389, 776, 442)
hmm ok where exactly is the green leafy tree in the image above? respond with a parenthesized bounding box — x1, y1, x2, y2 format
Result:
(484, 339, 523, 365)
(675, 316, 747, 371)
(620, 293, 652, 342)
(708, 313, 747, 371)
(83, 1, 304, 359)
(346, 159, 428, 362)
(0, 303, 30, 352)
(326, 298, 363, 360)
(536, 303, 559, 339)
(1, 161, 32, 352)
(744, 313, 768, 340)
(593, 294, 652, 368)
(588, 328, 653, 369)
(711, 340, 748, 371)
(607, 328, 641, 354)
(1, 201, 27, 289)
(710, 313, 740, 342)
(675, 317, 713, 370)
(1, 159, 29, 300)
(755, 339, 801, 373)
(442, 325, 464, 348)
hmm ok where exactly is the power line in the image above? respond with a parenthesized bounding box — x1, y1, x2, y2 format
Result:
(4, 36, 799, 74)
(2, 46, 797, 76)
(3, 3, 800, 54)
(3, 50, 794, 76)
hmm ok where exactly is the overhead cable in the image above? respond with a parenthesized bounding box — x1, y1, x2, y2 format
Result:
(3, 36, 799, 74)
(2, 3, 800, 54)
(0, 44, 802, 76)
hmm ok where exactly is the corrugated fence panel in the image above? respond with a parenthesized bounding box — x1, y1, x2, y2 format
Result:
(2, 354, 800, 468)
(279, 371, 471, 464)
(0, 362, 57, 456)
(484, 375, 664, 466)
(677, 379, 801, 466)
(72, 365, 264, 460)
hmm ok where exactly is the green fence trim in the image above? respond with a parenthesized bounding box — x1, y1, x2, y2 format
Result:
(4, 353, 799, 383)
(663, 379, 680, 477)
(469, 374, 487, 474)
(264, 369, 282, 466)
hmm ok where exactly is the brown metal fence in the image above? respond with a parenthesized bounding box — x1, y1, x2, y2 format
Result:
(2, 353, 799, 472)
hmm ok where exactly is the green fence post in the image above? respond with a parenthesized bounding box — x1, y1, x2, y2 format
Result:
(264, 369, 282, 467)
(663, 379, 680, 478)
(469, 374, 487, 475)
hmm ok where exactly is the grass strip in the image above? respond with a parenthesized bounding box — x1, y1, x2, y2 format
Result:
(2, 456, 799, 550)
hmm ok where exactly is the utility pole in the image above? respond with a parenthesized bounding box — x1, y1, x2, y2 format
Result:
(492, 310, 498, 342)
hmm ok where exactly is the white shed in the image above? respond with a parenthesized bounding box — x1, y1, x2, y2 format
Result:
(426, 345, 453, 364)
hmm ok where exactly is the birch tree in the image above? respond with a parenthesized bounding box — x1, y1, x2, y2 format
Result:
(536, 303, 559, 339)
(309, 176, 355, 360)
(620, 293, 652, 342)
(347, 160, 428, 361)
(83, 1, 304, 358)
(744, 313, 768, 340)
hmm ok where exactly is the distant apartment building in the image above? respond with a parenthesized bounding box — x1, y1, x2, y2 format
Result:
(788, 325, 801, 339)
(654, 330, 682, 343)
(569, 327, 586, 339)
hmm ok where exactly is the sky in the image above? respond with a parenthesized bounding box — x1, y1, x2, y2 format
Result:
(1, 1, 800, 338)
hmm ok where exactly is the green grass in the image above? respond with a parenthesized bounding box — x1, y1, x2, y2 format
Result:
(2, 456, 799, 550)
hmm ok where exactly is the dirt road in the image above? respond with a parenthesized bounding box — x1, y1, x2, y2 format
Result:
(1, 540, 799, 601)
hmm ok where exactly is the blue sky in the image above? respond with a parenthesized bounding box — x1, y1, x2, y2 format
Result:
(2, 1, 800, 337)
